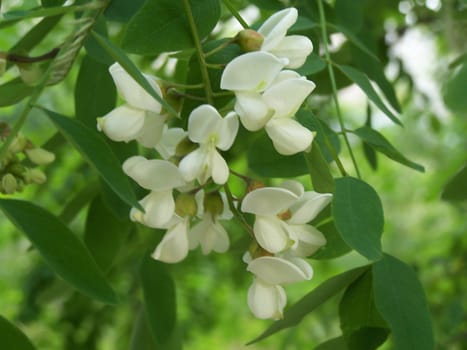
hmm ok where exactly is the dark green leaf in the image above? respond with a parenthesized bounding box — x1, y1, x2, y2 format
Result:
(333, 177, 384, 261)
(105, 0, 145, 22)
(84, 196, 131, 271)
(335, 0, 364, 33)
(305, 141, 335, 193)
(0, 199, 117, 304)
(295, 53, 326, 76)
(372, 254, 434, 350)
(443, 60, 467, 113)
(0, 78, 33, 107)
(312, 221, 351, 260)
(339, 271, 388, 350)
(129, 307, 158, 350)
(83, 17, 114, 65)
(248, 133, 308, 177)
(140, 255, 177, 346)
(314, 336, 348, 350)
(91, 31, 177, 117)
(352, 126, 424, 172)
(363, 141, 378, 170)
(75, 55, 116, 128)
(0, 315, 36, 350)
(121, 0, 220, 55)
(337, 65, 402, 125)
(250, 0, 284, 11)
(441, 163, 467, 201)
(43, 109, 142, 211)
(248, 266, 369, 344)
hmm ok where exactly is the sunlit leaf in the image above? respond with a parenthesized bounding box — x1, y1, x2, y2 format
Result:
(372, 254, 434, 350)
(0, 315, 36, 350)
(333, 177, 384, 261)
(0, 199, 118, 304)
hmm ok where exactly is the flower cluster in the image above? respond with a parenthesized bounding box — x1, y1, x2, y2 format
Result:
(98, 8, 330, 320)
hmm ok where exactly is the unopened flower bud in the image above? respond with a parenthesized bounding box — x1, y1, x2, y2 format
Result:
(2, 173, 17, 194)
(8, 135, 28, 153)
(236, 29, 264, 52)
(7, 163, 26, 177)
(175, 193, 197, 218)
(25, 168, 47, 184)
(204, 191, 224, 218)
(249, 241, 273, 259)
(247, 180, 265, 193)
(18, 62, 43, 86)
(25, 148, 55, 165)
(175, 137, 197, 157)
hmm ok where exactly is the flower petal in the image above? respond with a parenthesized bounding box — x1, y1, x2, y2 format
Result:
(220, 52, 285, 92)
(178, 147, 207, 183)
(109, 63, 162, 113)
(247, 255, 313, 285)
(286, 224, 326, 257)
(152, 219, 189, 263)
(259, 8, 298, 51)
(270, 35, 313, 69)
(131, 190, 175, 228)
(155, 126, 187, 160)
(288, 192, 333, 224)
(263, 77, 315, 119)
(247, 279, 286, 320)
(187, 104, 222, 144)
(209, 149, 229, 185)
(135, 112, 166, 148)
(241, 187, 299, 215)
(279, 180, 304, 198)
(253, 215, 290, 253)
(234, 92, 273, 131)
(265, 118, 314, 155)
(98, 105, 145, 142)
(190, 214, 230, 254)
(217, 112, 239, 150)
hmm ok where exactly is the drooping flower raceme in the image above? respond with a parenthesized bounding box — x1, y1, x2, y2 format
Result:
(97, 63, 167, 147)
(178, 104, 239, 185)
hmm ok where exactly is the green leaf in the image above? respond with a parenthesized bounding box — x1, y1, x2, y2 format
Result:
(2, 3, 100, 21)
(129, 307, 158, 350)
(352, 126, 424, 172)
(121, 0, 220, 56)
(91, 31, 177, 117)
(84, 196, 131, 272)
(441, 163, 467, 201)
(0, 315, 36, 350)
(0, 199, 118, 304)
(335, 0, 364, 33)
(339, 271, 388, 350)
(314, 336, 348, 350)
(295, 53, 326, 76)
(83, 17, 114, 65)
(104, 0, 145, 22)
(372, 254, 434, 350)
(41, 0, 66, 7)
(337, 65, 402, 125)
(363, 141, 378, 170)
(0, 78, 33, 107)
(443, 60, 467, 113)
(333, 177, 384, 261)
(312, 221, 351, 260)
(140, 255, 177, 346)
(75, 55, 116, 128)
(248, 133, 308, 177)
(43, 109, 142, 211)
(305, 141, 335, 193)
(248, 266, 369, 344)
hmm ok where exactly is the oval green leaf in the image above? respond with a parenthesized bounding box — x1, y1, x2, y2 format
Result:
(372, 254, 434, 350)
(0, 199, 118, 304)
(0, 78, 33, 107)
(42, 109, 141, 211)
(312, 220, 351, 260)
(0, 315, 36, 350)
(305, 141, 335, 193)
(333, 177, 384, 261)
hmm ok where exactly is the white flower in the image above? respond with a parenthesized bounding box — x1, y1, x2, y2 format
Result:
(241, 180, 331, 255)
(258, 8, 313, 69)
(123, 156, 185, 228)
(152, 217, 190, 263)
(155, 125, 187, 160)
(97, 63, 166, 147)
(178, 105, 239, 185)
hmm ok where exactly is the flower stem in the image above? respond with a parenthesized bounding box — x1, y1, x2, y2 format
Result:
(221, 0, 249, 29)
(182, 0, 214, 105)
(317, 0, 361, 179)
(223, 183, 255, 238)
(204, 38, 235, 58)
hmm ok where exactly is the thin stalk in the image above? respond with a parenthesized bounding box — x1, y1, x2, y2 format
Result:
(317, 0, 361, 179)
(223, 183, 255, 238)
(182, 0, 214, 105)
(204, 38, 235, 58)
(221, 0, 248, 29)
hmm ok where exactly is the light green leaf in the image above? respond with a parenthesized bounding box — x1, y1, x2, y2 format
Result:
(441, 163, 467, 201)
(248, 266, 369, 344)
(352, 126, 424, 172)
(121, 0, 220, 55)
(0, 78, 33, 107)
(43, 109, 142, 211)
(333, 177, 384, 261)
(91, 31, 177, 117)
(305, 141, 335, 193)
(75, 55, 116, 128)
(0, 199, 118, 304)
(337, 65, 402, 125)
(372, 254, 434, 350)
(0, 315, 36, 350)
(140, 255, 177, 347)
(41, 0, 66, 7)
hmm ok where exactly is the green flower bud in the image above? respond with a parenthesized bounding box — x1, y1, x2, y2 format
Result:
(175, 193, 197, 218)
(25, 168, 47, 184)
(8, 135, 28, 153)
(175, 137, 197, 157)
(2, 173, 17, 194)
(7, 163, 26, 177)
(203, 191, 224, 218)
(236, 29, 264, 52)
(25, 148, 55, 165)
